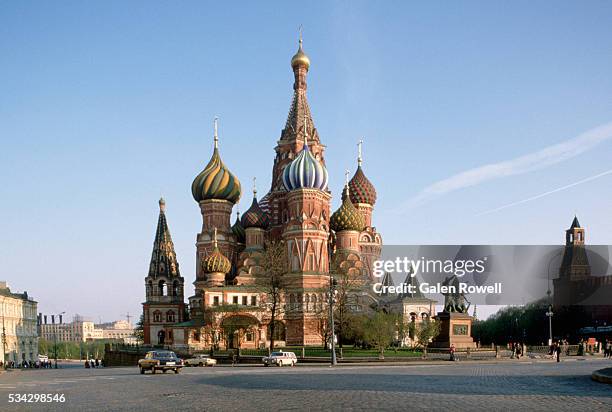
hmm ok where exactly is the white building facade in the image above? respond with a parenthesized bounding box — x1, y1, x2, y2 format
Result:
(0, 281, 38, 365)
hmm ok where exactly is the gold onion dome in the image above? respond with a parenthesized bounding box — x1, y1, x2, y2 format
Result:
(231, 211, 246, 244)
(291, 36, 310, 70)
(191, 118, 241, 204)
(202, 228, 232, 274)
(330, 184, 365, 232)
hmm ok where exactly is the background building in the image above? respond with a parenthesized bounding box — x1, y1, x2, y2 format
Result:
(39, 315, 134, 343)
(0, 281, 38, 365)
(96, 320, 136, 344)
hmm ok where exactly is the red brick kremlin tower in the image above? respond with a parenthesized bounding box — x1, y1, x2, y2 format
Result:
(142, 35, 383, 350)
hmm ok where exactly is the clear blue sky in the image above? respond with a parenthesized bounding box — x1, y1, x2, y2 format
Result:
(2, 1, 612, 322)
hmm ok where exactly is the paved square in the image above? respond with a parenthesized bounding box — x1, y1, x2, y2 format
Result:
(0, 359, 610, 411)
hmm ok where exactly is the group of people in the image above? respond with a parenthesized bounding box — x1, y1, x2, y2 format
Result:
(549, 341, 564, 362)
(84, 358, 101, 368)
(0, 360, 54, 369)
(510, 342, 524, 359)
(604, 339, 612, 358)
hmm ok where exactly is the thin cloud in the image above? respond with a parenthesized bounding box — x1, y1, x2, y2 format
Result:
(406, 122, 612, 208)
(477, 169, 612, 216)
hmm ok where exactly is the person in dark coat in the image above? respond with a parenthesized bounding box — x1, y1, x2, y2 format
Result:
(555, 342, 561, 362)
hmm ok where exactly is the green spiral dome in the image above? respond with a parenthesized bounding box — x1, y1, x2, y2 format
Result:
(192, 147, 241, 204)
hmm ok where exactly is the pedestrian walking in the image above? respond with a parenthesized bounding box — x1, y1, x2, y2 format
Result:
(449, 344, 456, 362)
(555, 342, 561, 363)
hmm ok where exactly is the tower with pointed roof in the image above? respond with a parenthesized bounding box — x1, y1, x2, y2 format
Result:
(264, 34, 328, 240)
(143, 198, 186, 345)
(281, 109, 332, 345)
(559, 216, 590, 281)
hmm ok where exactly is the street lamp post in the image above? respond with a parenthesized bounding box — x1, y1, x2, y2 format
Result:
(52, 311, 65, 369)
(329, 276, 337, 366)
(1, 312, 7, 369)
(546, 251, 561, 346)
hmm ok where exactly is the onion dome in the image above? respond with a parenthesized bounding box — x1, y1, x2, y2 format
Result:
(191, 118, 241, 204)
(282, 145, 328, 191)
(259, 191, 271, 214)
(241, 182, 270, 229)
(202, 228, 232, 274)
(291, 35, 310, 71)
(348, 166, 377, 206)
(282, 117, 328, 191)
(231, 211, 245, 244)
(330, 184, 365, 233)
(348, 140, 377, 205)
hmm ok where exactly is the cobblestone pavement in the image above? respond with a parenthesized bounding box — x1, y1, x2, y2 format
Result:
(0, 359, 610, 411)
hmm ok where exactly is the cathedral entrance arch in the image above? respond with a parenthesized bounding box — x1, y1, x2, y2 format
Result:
(220, 315, 260, 349)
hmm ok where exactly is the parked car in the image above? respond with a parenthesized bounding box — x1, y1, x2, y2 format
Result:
(138, 350, 183, 374)
(262, 351, 297, 367)
(183, 354, 217, 367)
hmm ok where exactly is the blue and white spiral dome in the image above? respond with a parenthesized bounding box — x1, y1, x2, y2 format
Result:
(282, 145, 329, 191)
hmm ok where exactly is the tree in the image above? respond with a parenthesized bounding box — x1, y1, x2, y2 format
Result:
(256, 240, 289, 352)
(414, 319, 441, 349)
(329, 255, 368, 348)
(133, 314, 145, 344)
(363, 311, 397, 358)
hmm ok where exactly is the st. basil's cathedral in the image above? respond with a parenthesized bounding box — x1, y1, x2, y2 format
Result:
(142, 37, 382, 349)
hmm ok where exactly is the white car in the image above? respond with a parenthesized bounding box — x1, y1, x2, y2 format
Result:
(262, 351, 297, 367)
(184, 354, 217, 367)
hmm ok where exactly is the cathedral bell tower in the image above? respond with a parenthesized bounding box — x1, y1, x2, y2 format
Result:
(143, 198, 185, 345)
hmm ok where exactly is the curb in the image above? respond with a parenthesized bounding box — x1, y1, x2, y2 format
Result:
(591, 367, 612, 384)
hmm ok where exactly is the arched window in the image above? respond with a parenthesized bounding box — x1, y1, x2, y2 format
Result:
(158, 280, 167, 296)
(157, 330, 165, 344)
(172, 281, 180, 297)
(153, 311, 162, 322)
(166, 311, 176, 322)
(305, 294, 310, 311)
(147, 280, 153, 296)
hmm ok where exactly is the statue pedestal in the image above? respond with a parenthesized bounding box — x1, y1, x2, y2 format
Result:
(431, 312, 476, 349)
